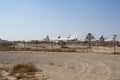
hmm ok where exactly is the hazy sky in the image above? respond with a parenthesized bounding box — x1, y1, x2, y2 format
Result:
(0, 0, 120, 41)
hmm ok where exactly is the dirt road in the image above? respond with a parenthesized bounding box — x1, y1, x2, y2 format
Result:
(0, 52, 120, 80)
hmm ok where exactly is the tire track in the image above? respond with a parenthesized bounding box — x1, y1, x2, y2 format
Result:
(45, 54, 112, 80)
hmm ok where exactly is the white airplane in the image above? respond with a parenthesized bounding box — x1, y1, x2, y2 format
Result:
(51, 34, 78, 42)
(105, 35, 117, 42)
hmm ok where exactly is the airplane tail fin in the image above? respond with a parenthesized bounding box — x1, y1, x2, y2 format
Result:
(111, 35, 117, 41)
(42, 35, 50, 42)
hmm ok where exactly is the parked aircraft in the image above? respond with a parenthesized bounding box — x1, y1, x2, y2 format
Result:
(52, 34, 78, 42)
(0, 38, 11, 44)
(105, 35, 117, 42)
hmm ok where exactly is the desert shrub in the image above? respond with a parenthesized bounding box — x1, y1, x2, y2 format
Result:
(12, 63, 39, 73)
(61, 45, 68, 48)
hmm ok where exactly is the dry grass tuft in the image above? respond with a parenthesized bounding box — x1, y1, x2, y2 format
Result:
(12, 63, 39, 73)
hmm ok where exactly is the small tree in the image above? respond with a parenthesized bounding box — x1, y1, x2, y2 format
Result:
(85, 33, 95, 53)
(99, 35, 105, 46)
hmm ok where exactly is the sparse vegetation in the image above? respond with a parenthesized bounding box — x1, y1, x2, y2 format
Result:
(0, 41, 120, 54)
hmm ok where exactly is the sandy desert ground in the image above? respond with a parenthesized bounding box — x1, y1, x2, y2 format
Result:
(0, 52, 120, 80)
